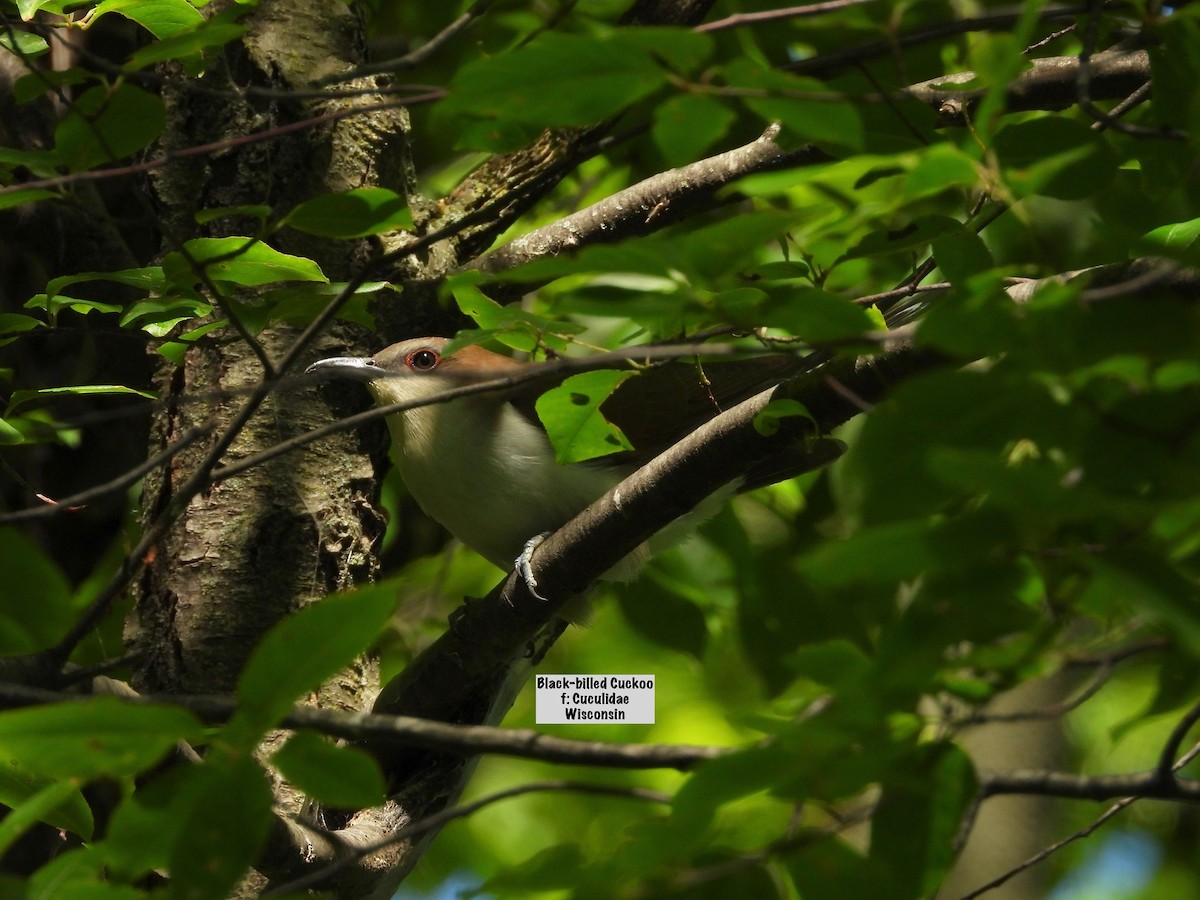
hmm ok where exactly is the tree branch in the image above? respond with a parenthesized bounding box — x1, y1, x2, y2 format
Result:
(0, 681, 726, 770)
(904, 47, 1157, 126)
(469, 124, 830, 276)
(979, 767, 1200, 802)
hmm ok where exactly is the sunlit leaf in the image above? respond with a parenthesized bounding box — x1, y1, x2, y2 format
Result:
(0, 698, 201, 780)
(284, 188, 412, 238)
(164, 237, 327, 287)
(54, 83, 165, 171)
(536, 370, 635, 464)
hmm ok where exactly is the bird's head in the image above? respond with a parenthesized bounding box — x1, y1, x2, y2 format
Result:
(306, 337, 524, 406)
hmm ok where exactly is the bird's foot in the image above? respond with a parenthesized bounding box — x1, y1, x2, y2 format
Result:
(515, 532, 552, 602)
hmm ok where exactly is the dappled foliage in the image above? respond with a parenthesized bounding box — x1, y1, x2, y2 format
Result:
(3, 0, 1200, 898)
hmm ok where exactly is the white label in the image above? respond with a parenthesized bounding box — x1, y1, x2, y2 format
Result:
(534, 674, 656, 724)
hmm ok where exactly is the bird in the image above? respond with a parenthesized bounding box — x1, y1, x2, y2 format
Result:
(306, 337, 842, 603)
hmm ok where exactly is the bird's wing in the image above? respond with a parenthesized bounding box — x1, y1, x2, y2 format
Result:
(506, 353, 811, 467)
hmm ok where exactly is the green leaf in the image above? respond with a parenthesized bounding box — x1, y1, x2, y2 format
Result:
(86, 0, 205, 39)
(24, 294, 122, 321)
(16, 0, 69, 19)
(103, 766, 194, 880)
(753, 399, 814, 436)
(170, 758, 274, 900)
(652, 92, 736, 166)
(756, 286, 878, 342)
(0, 418, 23, 444)
(164, 237, 328, 287)
(478, 845, 584, 895)
(787, 640, 873, 691)
(232, 588, 397, 742)
(788, 841, 891, 899)
(11, 66, 91, 105)
(992, 117, 1118, 200)
(672, 743, 794, 827)
(438, 32, 666, 149)
(725, 58, 863, 150)
(615, 27, 714, 73)
(7, 384, 155, 415)
(932, 228, 993, 284)
(1148, 18, 1200, 136)
(272, 732, 387, 809)
(0, 698, 202, 780)
(1083, 550, 1200, 656)
(158, 319, 226, 363)
(870, 743, 977, 898)
(54, 83, 165, 171)
(0, 314, 44, 346)
(745, 261, 812, 282)
(0, 314, 43, 336)
(1139, 216, 1200, 266)
(799, 513, 1013, 587)
(264, 280, 385, 330)
(0, 410, 79, 447)
(25, 847, 137, 899)
(0, 527, 72, 653)
(0, 28, 48, 58)
(44, 267, 165, 299)
(903, 144, 980, 197)
(120, 297, 212, 335)
(967, 33, 1029, 89)
(125, 21, 245, 69)
(0, 762, 93, 839)
(618, 570, 709, 660)
(535, 370, 635, 464)
(843, 214, 962, 261)
(0, 187, 57, 210)
(0, 779, 90, 858)
(450, 281, 582, 352)
(284, 187, 412, 238)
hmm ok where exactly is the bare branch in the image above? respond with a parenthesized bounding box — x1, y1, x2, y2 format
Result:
(961, 725, 1200, 898)
(0, 681, 727, 770)
(784, 4, 1112, 77)
(696, 0, 876, 33)
(469, 125, 830, 275)
(0, 425, 212, 525)
(979, 767, 1200, 802)
(904, 48, 1159, 128)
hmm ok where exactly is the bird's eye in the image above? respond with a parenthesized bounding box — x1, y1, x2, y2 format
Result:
(407, 348, 440, 371)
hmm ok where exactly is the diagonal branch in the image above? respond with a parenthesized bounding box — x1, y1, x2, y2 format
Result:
(469, 124, 830, 276)
(904, 47, 1160, 127)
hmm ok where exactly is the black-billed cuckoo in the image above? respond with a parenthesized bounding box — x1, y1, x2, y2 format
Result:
(306, 338, 840, 599)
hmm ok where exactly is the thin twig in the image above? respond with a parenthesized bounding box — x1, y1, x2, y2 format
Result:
(695, 0, 876, 33)
(0, 426, 211, 525)
(962, 741, 1200, 898)
(314, 0, 499, 85)
(0, 94, 443, 199)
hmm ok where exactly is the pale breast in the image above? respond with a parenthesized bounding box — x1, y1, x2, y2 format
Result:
(392, 399, 622, 569)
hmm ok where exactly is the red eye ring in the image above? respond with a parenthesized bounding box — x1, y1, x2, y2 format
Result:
(406, 348, 441, 371)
